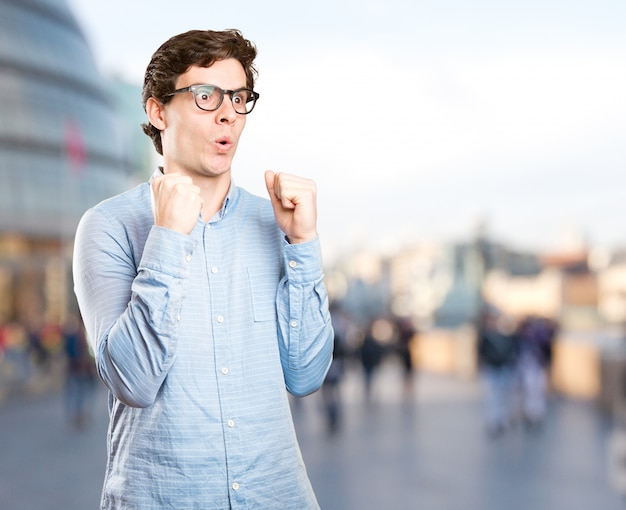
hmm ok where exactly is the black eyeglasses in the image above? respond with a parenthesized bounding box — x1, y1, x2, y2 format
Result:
(165, 84, 259, 114)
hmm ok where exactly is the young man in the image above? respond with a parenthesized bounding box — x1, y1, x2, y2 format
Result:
(73, 29, 333, 509)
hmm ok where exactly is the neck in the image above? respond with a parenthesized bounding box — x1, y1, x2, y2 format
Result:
(196, 173, 231, 221)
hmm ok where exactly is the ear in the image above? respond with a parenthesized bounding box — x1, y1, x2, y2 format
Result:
(146, 97, 166, 131)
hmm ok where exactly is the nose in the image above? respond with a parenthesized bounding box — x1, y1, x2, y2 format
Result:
(216, 96, 238, 124)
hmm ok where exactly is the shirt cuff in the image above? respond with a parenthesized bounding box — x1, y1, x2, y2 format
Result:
(139, 226, 197, 278)
(282, 236, 324, 284)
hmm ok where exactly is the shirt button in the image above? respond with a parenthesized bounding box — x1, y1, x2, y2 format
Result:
(291, 320, 298, 328)
(211, 267, 218, 274)
(217, 315, 224, 323)
(289, 260, 297, 268)
(221, 367, 229, 375)
(232, 482, 240, 491)
(185, 254, 192, 262)
(228, 419, 235, 428)
(176, 315, 181, 322)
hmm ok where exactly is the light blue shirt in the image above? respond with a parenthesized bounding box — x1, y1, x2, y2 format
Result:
(72, 173, 333, 509)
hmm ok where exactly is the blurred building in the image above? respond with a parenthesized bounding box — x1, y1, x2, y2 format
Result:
(0, 0, 145, 327)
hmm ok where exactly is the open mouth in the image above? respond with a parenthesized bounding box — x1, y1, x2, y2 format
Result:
(215, 137, 232, 151)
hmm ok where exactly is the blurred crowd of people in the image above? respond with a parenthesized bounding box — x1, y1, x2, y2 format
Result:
(316, 300, 559, 439)
(318, 302, 419, 434)
(476, 305, 558, 437)
(0, 314, 96, 428)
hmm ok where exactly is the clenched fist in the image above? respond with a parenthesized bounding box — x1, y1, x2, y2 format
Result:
(151, 173, 203, 235)
(264, 170, 318, 244)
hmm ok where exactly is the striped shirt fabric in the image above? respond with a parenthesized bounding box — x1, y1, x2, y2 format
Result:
(72, 173, 333, 509)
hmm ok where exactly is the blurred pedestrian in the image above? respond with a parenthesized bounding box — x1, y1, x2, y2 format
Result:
(477, 306, 519, 437)
(515, 315, 557, 428)
(62, 314, 96, 429)
(359, 319, 387, 402)
(25, 318, 47, 369)
(394, 316, 417, 398)
(72, 29, 333, 509)
(320, 302, 352, 433)
(0, 322, 31, 383)
(321, 331, 346, 433)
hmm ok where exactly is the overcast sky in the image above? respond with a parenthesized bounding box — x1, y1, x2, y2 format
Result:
(67, 0, 626, 260)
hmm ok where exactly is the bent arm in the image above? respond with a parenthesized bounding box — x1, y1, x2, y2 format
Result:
(73, 208, 194, 407)
(276, 237, 334, 396)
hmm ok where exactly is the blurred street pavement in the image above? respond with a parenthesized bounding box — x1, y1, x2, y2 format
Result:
(296, 361, 626, 509)
(0, 360, 624, 509)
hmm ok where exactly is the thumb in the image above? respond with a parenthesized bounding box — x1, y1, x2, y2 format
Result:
(264, 170, 277, 202)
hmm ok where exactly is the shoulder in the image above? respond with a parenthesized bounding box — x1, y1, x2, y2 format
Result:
(93, 182, 150, 217)
(79, 183, 151, 228)
(75, 183, 153, 254)
(234, 186, 272, 210)
(231, 186, 276, 224)
(229, 186, 283, 246)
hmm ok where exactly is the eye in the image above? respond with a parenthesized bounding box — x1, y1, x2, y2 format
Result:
(195, 86, 217, 101)
(232, 92, 246, 105)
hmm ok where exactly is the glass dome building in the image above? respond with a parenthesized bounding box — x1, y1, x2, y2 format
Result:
(0, 0, 134, 327)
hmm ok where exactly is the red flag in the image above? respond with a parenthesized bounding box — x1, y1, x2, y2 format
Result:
(64, 118, 87, 177)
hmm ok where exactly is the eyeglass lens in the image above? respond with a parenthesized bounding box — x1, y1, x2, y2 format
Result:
(194, 85, 255, 113)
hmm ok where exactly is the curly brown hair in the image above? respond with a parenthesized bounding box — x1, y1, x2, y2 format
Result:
(141, 29, 258, 155)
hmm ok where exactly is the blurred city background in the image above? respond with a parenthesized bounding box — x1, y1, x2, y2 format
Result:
(1, 0, 626, 508)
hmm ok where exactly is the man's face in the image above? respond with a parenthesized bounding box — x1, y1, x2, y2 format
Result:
(159, 59, 248, 179)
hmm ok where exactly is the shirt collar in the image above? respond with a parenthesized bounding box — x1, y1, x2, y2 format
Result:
(217, 180, 235, 220)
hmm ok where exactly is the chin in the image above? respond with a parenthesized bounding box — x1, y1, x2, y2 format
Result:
(203, 166, 231, 178)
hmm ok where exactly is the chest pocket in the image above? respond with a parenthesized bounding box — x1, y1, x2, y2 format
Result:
(246, 266, 278, 322)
